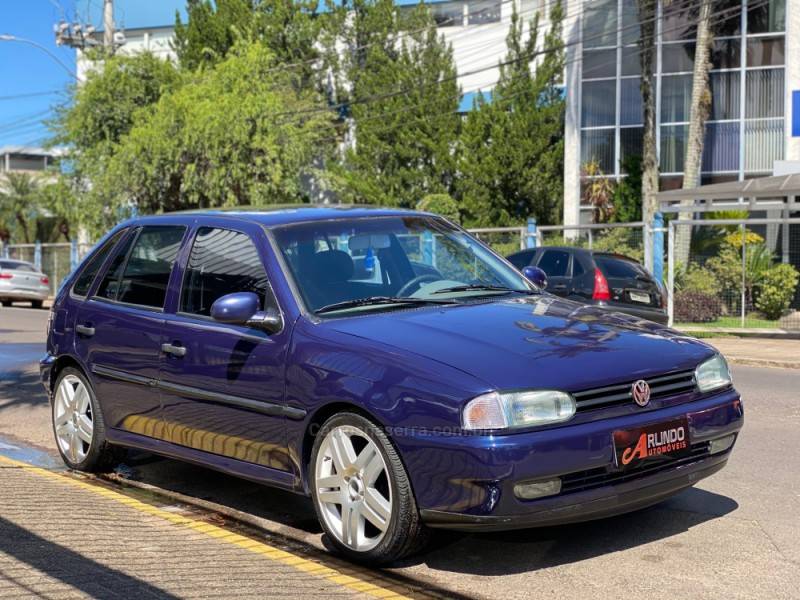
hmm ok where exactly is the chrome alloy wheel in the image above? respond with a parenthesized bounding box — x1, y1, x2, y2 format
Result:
(54, 374, 93, 464)
(315, 425, 393, 552)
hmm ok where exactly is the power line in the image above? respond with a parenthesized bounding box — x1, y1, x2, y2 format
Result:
(297, 0, 762, 147)
(0, 90, 63, 101)
(276, 0, 736, 123)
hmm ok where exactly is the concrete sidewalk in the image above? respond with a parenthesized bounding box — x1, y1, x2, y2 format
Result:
(704, 337, 800, 370)
(0, 456, 409, 600)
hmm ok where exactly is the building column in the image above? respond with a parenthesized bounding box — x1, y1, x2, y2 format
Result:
(562, 0, 582, 230)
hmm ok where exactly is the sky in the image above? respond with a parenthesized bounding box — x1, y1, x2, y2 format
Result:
(0, 0, 185, 149)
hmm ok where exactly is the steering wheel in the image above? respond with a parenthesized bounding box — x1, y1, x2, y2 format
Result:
(396, 274, 440, 297)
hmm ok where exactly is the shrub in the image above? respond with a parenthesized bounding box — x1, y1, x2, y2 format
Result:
(755, 263, 800, 320)
(676, 264, 721, 296)
(417, 194, 460, 224)
(590, 227, 644, 263)
(707, 241, 773, 313)
(674, 291, 723, 323)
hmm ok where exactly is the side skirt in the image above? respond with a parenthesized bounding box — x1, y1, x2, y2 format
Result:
(106, 427, 305, 494)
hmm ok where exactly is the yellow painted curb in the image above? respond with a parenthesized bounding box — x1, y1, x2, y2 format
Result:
(0, 454, 412, 600)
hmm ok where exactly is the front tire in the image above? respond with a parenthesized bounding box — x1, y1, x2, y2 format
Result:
(52, 367, 123, 472)
(31, 300, 43, 309)
(310, 412, 428, 565)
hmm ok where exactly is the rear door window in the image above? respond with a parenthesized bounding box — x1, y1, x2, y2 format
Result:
(507, 250, 536, 269)
(0, 261, 35, 272)
(180, 227, 269, 317)
(536, 250, 571, 277)
(72, 230, 127, 297)
(96, 226, 185, 308)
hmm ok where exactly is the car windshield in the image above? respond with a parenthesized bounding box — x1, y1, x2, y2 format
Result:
(272, 215, 535, 315)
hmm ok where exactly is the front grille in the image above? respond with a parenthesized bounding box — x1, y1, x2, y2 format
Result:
(560, 441, 711, 494)
(573, 369, 696, 412)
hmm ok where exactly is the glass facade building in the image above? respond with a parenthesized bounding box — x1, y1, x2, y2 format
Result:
(564, 0, 794, 223)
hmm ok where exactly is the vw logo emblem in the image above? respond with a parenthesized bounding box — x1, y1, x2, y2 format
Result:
(631, 380, 651, 407)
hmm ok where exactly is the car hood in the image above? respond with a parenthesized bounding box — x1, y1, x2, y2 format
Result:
(322, 295, 716, 392)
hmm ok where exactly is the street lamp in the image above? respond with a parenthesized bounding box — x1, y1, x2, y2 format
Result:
(0, 34, 77, 80)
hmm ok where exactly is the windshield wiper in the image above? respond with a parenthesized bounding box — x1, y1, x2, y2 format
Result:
(432, 284, 537, 295)
(315, 296, 457, 315)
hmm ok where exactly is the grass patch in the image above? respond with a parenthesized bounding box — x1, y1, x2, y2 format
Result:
(676, 315, 782, 330)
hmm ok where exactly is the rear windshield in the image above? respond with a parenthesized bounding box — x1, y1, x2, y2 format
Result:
(0, 260, 35, 272)
(594, 255, 648, 280)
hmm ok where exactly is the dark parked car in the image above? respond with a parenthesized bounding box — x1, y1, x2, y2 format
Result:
(507, 246, 668, 325)
(42, 208, 742, 564)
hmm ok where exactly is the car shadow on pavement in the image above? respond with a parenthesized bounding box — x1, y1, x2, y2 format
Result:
(121, 453, 739, 577)
(0, 367, 48, 409)
(411, 487, 739, 575)
(0, 516, 180, 599)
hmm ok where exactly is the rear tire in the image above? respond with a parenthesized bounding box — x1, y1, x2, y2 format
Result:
(1, 300, 11, 307)
(310, 412, 428, 565)
(51, 367, 124, 472)
(31, 300, 43, 309)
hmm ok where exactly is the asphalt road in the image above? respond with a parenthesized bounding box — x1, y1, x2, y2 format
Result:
(1, 306, 799, 599)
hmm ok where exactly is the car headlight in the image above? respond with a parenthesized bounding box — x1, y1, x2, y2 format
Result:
(695, 354, 732, 393)
(462, 390, 576, 431)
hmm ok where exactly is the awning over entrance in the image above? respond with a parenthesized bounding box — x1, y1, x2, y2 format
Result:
(655, 173, 800, 212)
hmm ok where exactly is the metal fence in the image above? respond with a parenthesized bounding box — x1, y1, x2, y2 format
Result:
(1, 242, 94, 296)
(667, 218, 800, 332)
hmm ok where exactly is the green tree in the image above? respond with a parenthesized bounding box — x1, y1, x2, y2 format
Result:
(612, 154, 643, 223)
(99, 42, 332, 217)
(51, 52, 179, 234)
(330, 0, 460, 208)
(417, 193, 460, 224)
(174, 0, 325, 89)
(457, 2, 565, 227)
(0, 172, 40, 244)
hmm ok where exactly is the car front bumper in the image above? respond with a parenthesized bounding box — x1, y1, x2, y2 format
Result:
(395, 388, 742, 530)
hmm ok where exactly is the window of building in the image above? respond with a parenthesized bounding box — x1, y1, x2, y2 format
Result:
(746, 68, 784, 118)
(620, 127, 644, 168)
(746, 37, 785, 67)
(620, 78, 643, 125)
(581, 80, 616, 127)
(467, 0, 501, 25)
(581, 129, 615, 173)
(431, 2, 464, 27)
(620, 46, 641, 76)
(660, 124, 688, 173)
(744, 119, 784, 172)
(715, 0, 742, 36)
(582, 0, 617, 48)
(709, 71, 740, 120)
(662, 3, 696, 41)
(662, 43, 695, 73)
(620, 0, 640, 45)
(747, 0, 785, 34)
(660, 74, 692, 123)
(583, 48, 617, 79)
(180, 227, 269, 317)
(702, 122, 740, 172)
(711, 38, 740, 69)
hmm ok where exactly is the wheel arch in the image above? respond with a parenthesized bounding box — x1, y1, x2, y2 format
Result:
(300, 401, 391, 494)
(49, 354, 89, 398)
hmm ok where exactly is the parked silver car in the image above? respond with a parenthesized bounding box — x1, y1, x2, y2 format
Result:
(0, 260, 49, 308)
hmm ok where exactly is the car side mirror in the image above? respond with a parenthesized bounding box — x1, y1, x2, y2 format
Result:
(210, 292, 283, 334)
(522, 266, 548, 289)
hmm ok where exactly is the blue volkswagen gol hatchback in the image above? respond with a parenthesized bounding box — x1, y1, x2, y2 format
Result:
(41, 207, 743, 564)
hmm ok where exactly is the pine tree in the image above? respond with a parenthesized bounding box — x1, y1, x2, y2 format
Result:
(457, 2, 565, 227)
(331, 0, 461, 208)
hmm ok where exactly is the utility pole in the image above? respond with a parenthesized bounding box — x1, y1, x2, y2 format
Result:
(103, 0, 114, 51)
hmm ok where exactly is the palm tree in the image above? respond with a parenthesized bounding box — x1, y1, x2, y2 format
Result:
(674, 0, 715, 266)
(0, 172, 40, 244)
(637, 0, 659, 225)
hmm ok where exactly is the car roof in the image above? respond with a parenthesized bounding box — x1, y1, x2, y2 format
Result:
(122, 204, 432, 228)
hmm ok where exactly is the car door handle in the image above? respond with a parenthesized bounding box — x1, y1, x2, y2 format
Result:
(75, 324, 95, 337)
(161, 343, 187, 358)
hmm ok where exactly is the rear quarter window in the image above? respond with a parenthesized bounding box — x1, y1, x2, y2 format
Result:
(594, 255, 647, 279)
(72, 230, 128, 297)
(507, 250, 535, 269)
